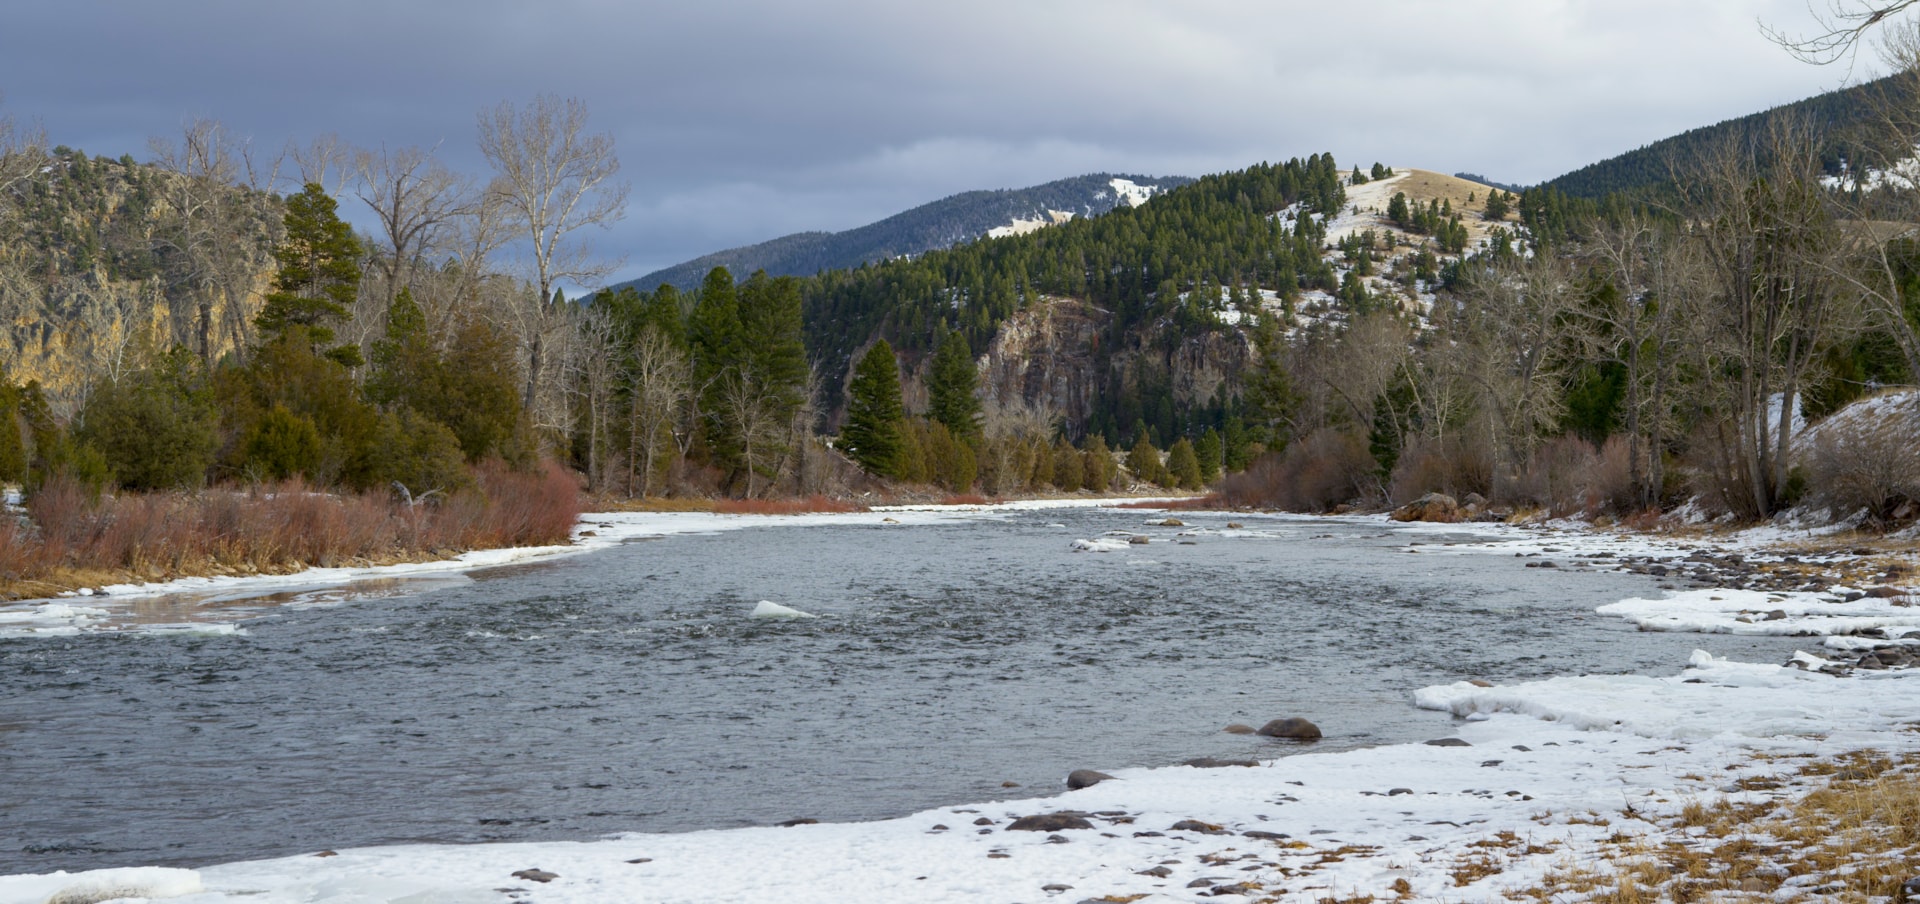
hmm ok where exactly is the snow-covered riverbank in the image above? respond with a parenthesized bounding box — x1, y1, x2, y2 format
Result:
(4, 506, 1916, 903)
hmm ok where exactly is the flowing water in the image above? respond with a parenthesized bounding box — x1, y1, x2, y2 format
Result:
(0, 509, 1806, 873)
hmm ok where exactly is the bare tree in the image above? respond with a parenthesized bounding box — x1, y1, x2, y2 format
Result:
(148, 118, 279, 362)
(1445, 253, 1581, 497)
(1764, 0, 1920, 64)
(1675, 120, 1856, 517)
(625, 324, 693, 497)
(715, 367, 787, 497)
(476, 95, 629, 419)
(1577, 215, 1700, 508)
(286, 133, 352, 197)
(353, 144, 473, 307)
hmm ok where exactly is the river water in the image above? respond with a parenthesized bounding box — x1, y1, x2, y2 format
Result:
(0, 508, 1805, 874)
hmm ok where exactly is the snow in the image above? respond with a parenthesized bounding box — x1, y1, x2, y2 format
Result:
(1322, 169, 1408, 245)
(0, 867, 203, 904)
(1070, 537, 1132, 552)
(748, 600, 817, 619)
(986, 209, 1075, 239)
(8, 506, 1920, 903)
(1109, 177, 1159, 207)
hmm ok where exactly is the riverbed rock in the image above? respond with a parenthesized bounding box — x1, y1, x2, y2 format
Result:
(1128, 535, 1151, 545)
(1256, 717, 1323, 740)
(1171, 819, 1229, 834)
(1182, 757, 1259, 768)
(1159, 518, 1186, 527)
(1066, 769, 1115, 789)
(1226, 522, 1244, 529)
(1424, 737, 1472, 747)
(511, 869, 558, 883)
(1222, 723, 1256, 734)
(1008, 813, 1095, 831)
(1390, 493, 1462, 524)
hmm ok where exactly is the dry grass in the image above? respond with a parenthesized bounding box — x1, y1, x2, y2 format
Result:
(0, 461, 580, 600)
(1516, 749, 1920, 902)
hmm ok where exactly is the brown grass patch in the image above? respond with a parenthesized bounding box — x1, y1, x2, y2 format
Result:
(0, 461, 580, 600)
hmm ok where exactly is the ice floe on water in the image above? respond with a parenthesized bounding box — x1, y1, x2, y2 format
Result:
(748, 600, 817, 619)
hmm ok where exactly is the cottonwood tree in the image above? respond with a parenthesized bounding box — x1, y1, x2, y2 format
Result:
(1444, 252, 1581, 497)
(624, 323, 693, 497)
(353, 144, 472, 309)
(1675, 123, 1856, 517)
(149, 119, 277, 362)
(476, 95, 629, 425)
(1576, 215, 1700, 508)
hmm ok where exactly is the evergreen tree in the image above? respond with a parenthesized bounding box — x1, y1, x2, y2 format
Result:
(1083, 435, 1118, 490)
(77, 348, 218, 490)
(257, 183, 364, 367)
(842, 340, 906, 477)
(1350, 164, 1368, 186)
(1166, 437, 1203, 489)
(1387, 192, 1411, 229)
(1483, 189, 1510, 222)
(1194, 427, 1224, 483)
(1370, 162, 1390, 180)
(1126, 433, 1165, 486)
(0, 371, 25, 484)
(926, 330, 982, 438)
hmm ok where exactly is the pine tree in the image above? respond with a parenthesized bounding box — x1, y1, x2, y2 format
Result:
(1194, 427, 1224, 483)
(1167, 437, 1203, 489)
(0, 370, 25, 484)
(1483, 189, 1510, 222)
(77, 348, 218, 490)
(1126, 433, 1165, 486)
(926, 330, 981, 438)
(842, 340, 906, 477)
(257, 183, 364, 367)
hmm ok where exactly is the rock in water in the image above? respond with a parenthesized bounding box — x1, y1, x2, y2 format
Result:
(1390, 493, 1463, 523)
(1256, 717, 1323, 740)
(1066, 769, 1115, 789)
(750, 600, 818, 619)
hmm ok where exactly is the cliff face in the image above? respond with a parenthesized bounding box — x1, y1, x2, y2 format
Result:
(0, 149, 279, 415)
(976, 296, 1254, 432)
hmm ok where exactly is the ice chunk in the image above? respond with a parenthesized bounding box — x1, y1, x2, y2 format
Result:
(1071, 538, 1131, 552)
(0, 866, 204, 904)
(750, 600, 817, 619)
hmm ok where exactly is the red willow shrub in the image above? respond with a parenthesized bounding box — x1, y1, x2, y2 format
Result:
(0, 461, 582, 597)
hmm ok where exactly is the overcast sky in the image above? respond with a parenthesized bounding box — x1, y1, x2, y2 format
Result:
(0, 1, 1889, 285)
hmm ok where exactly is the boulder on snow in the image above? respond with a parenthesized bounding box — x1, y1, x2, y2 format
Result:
(1256, 717, 1322, 740)
(1390, 493, 1462, 523)
(1007, 813, 1095, 831)
(1066, 769, 1116, 789)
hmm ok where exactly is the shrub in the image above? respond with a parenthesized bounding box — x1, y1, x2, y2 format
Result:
(1214, 428, 1376, 511)
(1803, 404, 1920, 526)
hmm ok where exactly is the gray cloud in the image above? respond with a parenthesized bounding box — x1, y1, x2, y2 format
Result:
(0, 0, 1872, 284)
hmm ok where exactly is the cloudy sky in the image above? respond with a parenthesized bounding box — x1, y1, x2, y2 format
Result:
(0, 1, 1889, 284)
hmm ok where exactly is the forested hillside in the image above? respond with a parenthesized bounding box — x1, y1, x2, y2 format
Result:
(1542, 72, 1908, 199)
(617, 173, 1192, 291)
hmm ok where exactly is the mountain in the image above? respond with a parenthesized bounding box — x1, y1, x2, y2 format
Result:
(1541, 72, 1910, 199)
(615, 173, 1192, 292)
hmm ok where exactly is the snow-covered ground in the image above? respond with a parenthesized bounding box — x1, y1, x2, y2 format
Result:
(6, 506, 1918, 904)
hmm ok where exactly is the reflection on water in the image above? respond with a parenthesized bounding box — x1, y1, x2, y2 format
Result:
(0, 510, 1807, 874)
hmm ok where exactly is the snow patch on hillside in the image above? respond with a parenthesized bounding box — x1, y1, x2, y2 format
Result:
(1108, 177, 1159, 207)
(987, 209, 1075, 239)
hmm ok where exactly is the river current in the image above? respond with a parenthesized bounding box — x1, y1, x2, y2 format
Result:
(0, 508, 1805, 874)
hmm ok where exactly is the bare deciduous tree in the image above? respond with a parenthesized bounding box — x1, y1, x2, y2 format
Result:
(353, 144, 473, 306)
(149, 118, 278, 362)
(476, 95, 629, 421)
(625, 324, 693, 497)
(1764, 0, 1920, 64)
